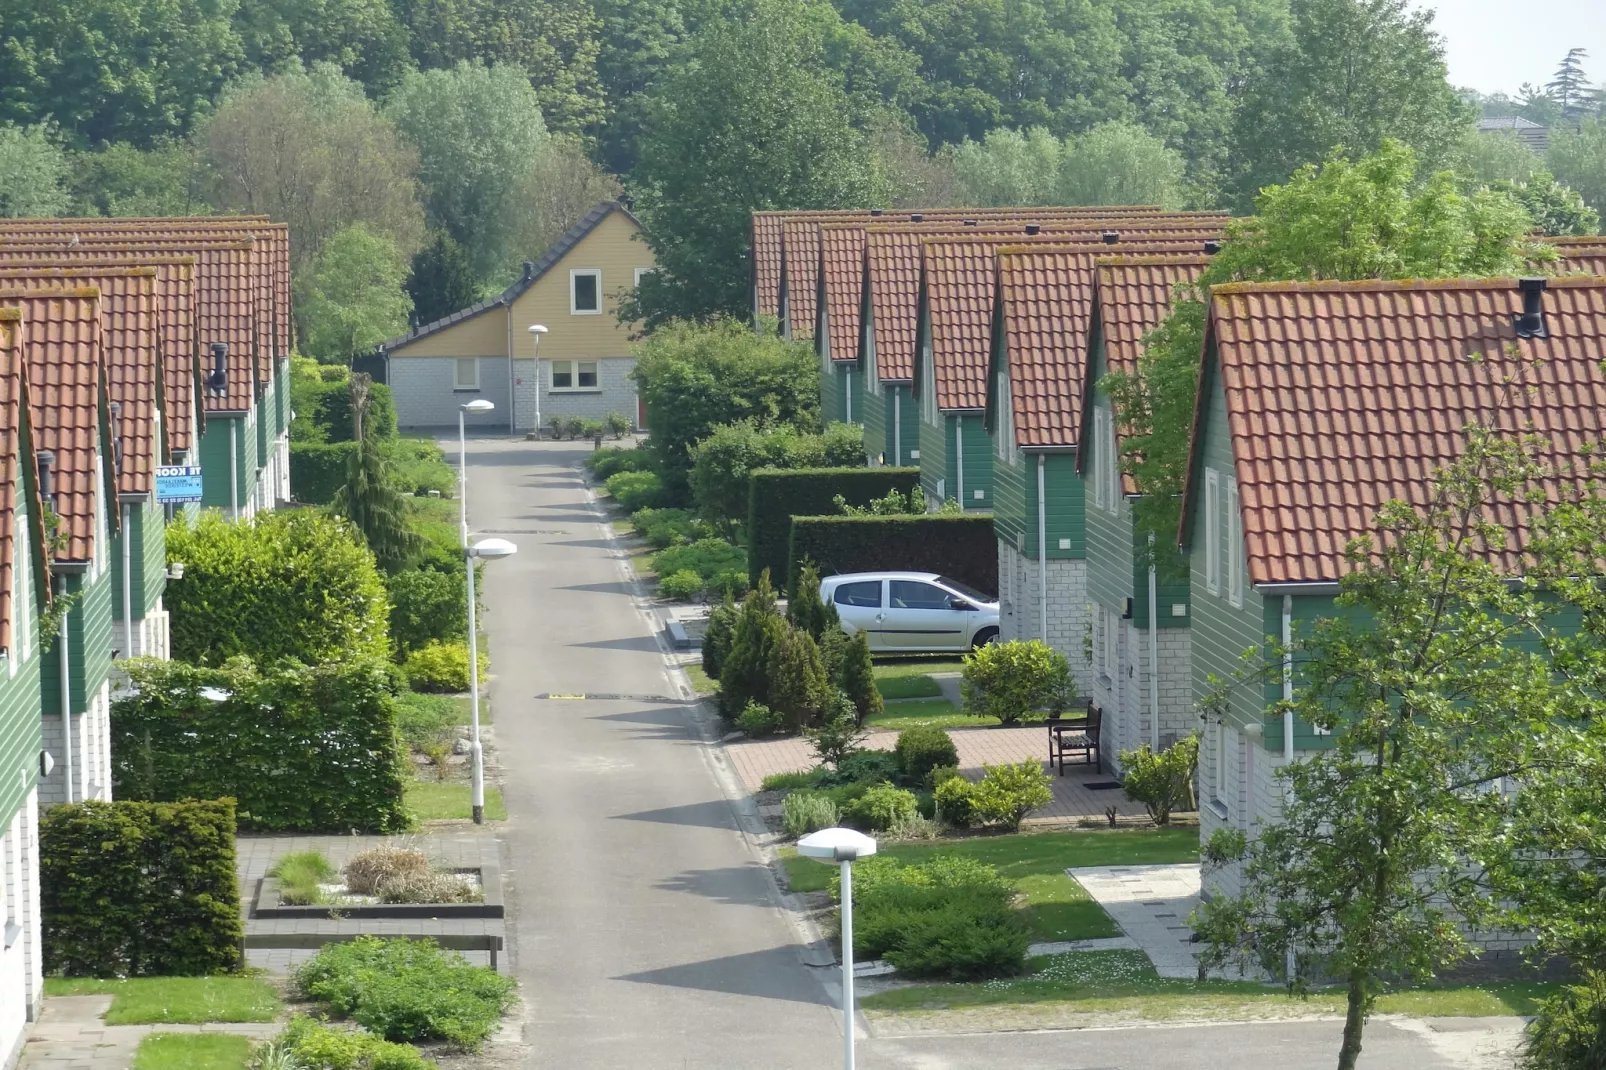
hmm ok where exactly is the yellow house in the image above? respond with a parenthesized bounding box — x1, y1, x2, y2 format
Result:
(381, 201, 655, 432)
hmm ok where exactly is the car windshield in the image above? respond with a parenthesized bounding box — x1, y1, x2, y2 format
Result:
(937, 576, 992, 603)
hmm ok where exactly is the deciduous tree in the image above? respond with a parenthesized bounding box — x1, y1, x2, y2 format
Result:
(1549, 117, 1606, 219)
(298, 223, 414, 364)
(0, 123, 70, 217)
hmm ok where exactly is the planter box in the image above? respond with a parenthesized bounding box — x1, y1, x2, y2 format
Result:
(252, 866, 504, 919)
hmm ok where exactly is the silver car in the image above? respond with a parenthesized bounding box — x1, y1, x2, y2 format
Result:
(819, 572, 1000, 654)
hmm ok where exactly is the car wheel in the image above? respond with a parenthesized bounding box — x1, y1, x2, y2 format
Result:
(971, 627, 999, 651)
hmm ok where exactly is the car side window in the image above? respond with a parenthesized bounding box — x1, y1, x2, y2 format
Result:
(833, 581, 882, 608)
(889, 581, 950, 610)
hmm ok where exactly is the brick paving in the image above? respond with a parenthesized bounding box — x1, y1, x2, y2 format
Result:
(18, 996, 279, 1070)
(726, 722, 1149, 823)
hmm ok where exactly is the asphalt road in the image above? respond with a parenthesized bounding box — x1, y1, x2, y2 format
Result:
(471, 438, 1516, 1070)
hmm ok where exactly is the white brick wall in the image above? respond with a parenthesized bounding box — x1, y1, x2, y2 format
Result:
(0, 788, 40, 1068)
(996, 540, 1088, 687)
(521, 357, 639, 432)
(390, 356, 513, 431)
(39, 681, 112, 807)
(1098, 624, 1195, 776)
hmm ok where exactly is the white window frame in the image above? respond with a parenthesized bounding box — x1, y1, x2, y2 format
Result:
(14, 482, 29, 668)
(1204, 468, 1220, 594)
(1104, 407, 1120, 514)
(1212, 721, 1229, 812)
(549, 359, 601, 392)
(569, 269, 602, 315)
(1227, 477, 1243, 608)
(865, 327, 881, 398)
(1103, 609, 1118, 682)
(1091, 408, 1106, 512)
(453, 357, 480, 391)
(93, 454, 107, 581)
(633, 267, 655, 289)
(996, 368, 1018, 466)
(920, 340, 939, 427)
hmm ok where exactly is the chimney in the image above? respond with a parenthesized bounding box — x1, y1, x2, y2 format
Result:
(1102, 231, 1120, 245)
(1024, 223, 1041, 236)
(36, 450, 54, 510)
(909, 213, 924, 223)
(870, 209, 884, 217)
(522, 260, 536, 282)
(206, 342, 228, 397)
(1204, 240, 1222, 256)
(1515, 277, 1549, 338)
(109, 401, 124, 476)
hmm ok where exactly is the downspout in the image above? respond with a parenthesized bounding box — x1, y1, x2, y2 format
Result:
(58, 578, 72, 804)
(893, 392, 902, 466)
(1282, 594, 1294, 762)
(123, 503, 133, 657)
(955, 420, 964, 506)
(506, 304, 516, 434)
(1036, 455, 1048, 643)
(845, 372, 853, 423)
(229, 421, 239, 521)
(1148, 531, 1160, 751)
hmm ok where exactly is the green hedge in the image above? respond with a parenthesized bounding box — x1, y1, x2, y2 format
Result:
(112, 656, 410, 833)
(747, 467, 919, 584)
(290, 442, 356, 504)
(41, 798, 243, 977)
(787, 514, 998, 595)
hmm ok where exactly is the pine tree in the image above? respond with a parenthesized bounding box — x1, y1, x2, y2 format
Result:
(332, 374, 422, 571)
(701, 590, 739, 680)
(406, 233, 480, 326)
(838, 629, 882, 726)
(786, 560, 830, 639)
(766, 624, 829, 731)
(718, 571, 786, 718)
(1547, 48, 1599, 122)
(817, 602, 845, 681)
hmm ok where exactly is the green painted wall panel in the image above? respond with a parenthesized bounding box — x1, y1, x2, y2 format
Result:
(992, 442, 1027, 549)
(199, 416, 239, 511)
(917, 410, 951, 504)
(139, 501, 167, 614)
(821, 353, 842, 426)
(0, 490, 43, 820)
(956, 414, 993, 511)
(40, 569, 113, 715)
(891, 384, 919, 468)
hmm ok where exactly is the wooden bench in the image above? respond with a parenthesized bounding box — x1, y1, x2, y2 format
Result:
(242, 932, 506, 972)
(1047, 702, 1101, 775)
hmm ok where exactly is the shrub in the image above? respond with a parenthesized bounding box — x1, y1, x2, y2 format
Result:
(386, 567, 467, 659)
(404, 641, 487, 693)
(961, 640, 1072, 725)
(631, 507, 712, 549)
(167, 511, 390, 666)
(689, 421, 869, 530)
(343, 846, 432, 896)
(934, 775, 978, 828)
(843, 784, 918, 833)
(782, 791, 839, 838)
(652, 538, 745, 589)
(787, 514, 999, 596)
(761, 771, 814, 791)
(879, 900, 1033, 979)
(972, 760, 1054, 830)
(786, 560, 833, 639)
(605, 411, 633, 438)
(1119, 735, 1199, 826)
(806, 693, 868, 767)
(701, 592, 738, 680)
(580, 418, 606, 439)
(376, 872, 482, 905)
(838, 630, 881, 724)
(658, 569, 705, 601)
(767, 625, 829, 731)
(271, 851, 337, 905)
(586, 445, 650, 480)
(41, 799, 243, 977)
(272, 1015, 439, 1069)
(718, 572, 786, 718)
(735, 700, 782, 738)
(1522, 971, 1606, 1070)
(895, 726, 959, 788)
(112, 657, 410, 833)
(295, 937, 516, 1050)
(814, 749, 902, 788)
(605, 469, 664, 511)
(747, 467, 920, 585)
(290, 441, 359, 504)
(394, 691, 459, 752)
(384, 437, 456, 497)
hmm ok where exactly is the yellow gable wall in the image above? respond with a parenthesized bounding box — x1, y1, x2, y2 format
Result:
(388, 208, 655, 360)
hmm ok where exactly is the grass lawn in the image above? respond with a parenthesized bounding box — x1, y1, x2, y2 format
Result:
(781, 828, 1200, 942)
(685, 660, 717, 695)
(872, 658, 964, 701)
(46, 976, 281, 1024)
(862, 949, 1556, 1021)
(132, 1033, 253, 1070)
(406, 779, 508, 821)
(866, 699, 978, 730)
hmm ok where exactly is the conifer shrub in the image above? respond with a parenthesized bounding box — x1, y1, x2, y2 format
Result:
(767, 625, 829, 731)
(838, 630, 882, 724)
(700, 592, 739, 680)
(718, 572, 786, 718)
(894, 726, 960, 788)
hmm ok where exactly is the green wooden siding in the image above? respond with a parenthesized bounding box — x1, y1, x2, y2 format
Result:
(821, 352, 843, 426)
(138, 500, 166, 615)
(257, 373, 274, 462)
(889, 384, 918, 467)
(0, 486, 43, 820)
(918, 411, 951, 504)
(993, 439, 1028, 549)
(40, 569, 114, 716)
(198, 412, 259, 513)
(955, 413, 994, 511)
(860, 361, 886, 466)
(990, 447, 1083, 559)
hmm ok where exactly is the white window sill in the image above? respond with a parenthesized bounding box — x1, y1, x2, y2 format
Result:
(569, 309, 603, 316)
(1206, 799, 1229, 821)
(548, 388, 603, 394)
(452, 387, 482, 393)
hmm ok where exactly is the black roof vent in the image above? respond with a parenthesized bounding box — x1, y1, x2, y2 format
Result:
(870, 208, 884, 217)
(521, 260, 536, 282)
(1102, 231, 1120, 245)
(1203, 240, 1222, 256)
(963, 219, 978, 226)
(36, 450, 54, 509)
(1515, 277, 1550, 339)
(206, 342, 228, 397)
(1024, 223, 1041, 236)
(909, 213, 924, 222)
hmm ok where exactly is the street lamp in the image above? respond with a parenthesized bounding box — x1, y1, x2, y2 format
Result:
(797, 827, 877, 1070)
(458, 399, 495, 545)
(527, 324, 548, 436)
(465, 537, 517, 824)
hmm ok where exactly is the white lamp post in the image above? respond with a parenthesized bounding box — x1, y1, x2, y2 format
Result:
(797, 827, 877, 1070)
(526, 324, 548, 437)
(458, 399, 495, 545)
(465, 537, 517, 824)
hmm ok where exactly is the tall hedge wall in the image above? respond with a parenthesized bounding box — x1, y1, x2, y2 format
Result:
(747, 467, 919, 584)
(112, 655, 410, 833)
(289, 441, 355, 504)
(787, 514, 998, 595)
(42, 798, 243, 977)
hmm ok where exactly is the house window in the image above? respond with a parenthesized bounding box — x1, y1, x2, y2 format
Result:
(1227, 477, 1243, 608)
(570, 270, 601, 314)
(1204, 468, 1220, 595)
(633, 267, 655, 290)
(1103, 407, 1119, 514)
(14, 485, 29, 665)
(551, 360, 599, 390)
(996, 369, 1017, 465)
(453, 358, 479, 391)
(1092, 409, 1106, 512)
(1211, 721, 1229, 814)
(920, 341, 939, 426)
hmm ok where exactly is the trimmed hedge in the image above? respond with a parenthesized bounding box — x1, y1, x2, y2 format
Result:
(786, 514, 998, 595)
(748, 467, 919, 585)
(41, 798, 243, 977)
(112, 656, 411, 833)
(290, 441, 357, 504)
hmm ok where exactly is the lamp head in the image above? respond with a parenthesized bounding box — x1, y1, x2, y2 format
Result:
(796, 827, 877, 864)
(461, 399, 495, 414)
(527, 324, 549, 335)
(468, 537, 518, 560)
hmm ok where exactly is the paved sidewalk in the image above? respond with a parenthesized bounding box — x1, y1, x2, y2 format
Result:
(727, 724, 1149, 823)
(18, 995, 279, 1070)
(1069, 863, 1206, 978)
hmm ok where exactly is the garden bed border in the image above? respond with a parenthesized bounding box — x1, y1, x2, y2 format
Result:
(251, 865, 504, 919)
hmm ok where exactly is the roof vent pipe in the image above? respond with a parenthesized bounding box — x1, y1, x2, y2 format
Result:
(1102, 231, 1120, 245)
(1515, 277, 1549, 338)
(1204, 240, 1222, 256)
(1024, 223, 1041, 236)
(36, 450, 54, 510)
(109, 401, 124, 476)
(909, 213, 924, 222)
(870, 208, 884, 217)
(206, 342, 228, 397)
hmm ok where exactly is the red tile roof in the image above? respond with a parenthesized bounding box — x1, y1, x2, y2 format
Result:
(1190, 276, 1606, 585)
(818, 225, 866, 362)
(0, 311, 25, 653)
(0, 290, 108, 563)
(1559, 250, 1606, 276)
(0, 268, 159, 495)
(927, 234, 1221, 415)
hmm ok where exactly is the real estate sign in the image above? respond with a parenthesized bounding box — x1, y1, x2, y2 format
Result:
(155, 465, 204, 503)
